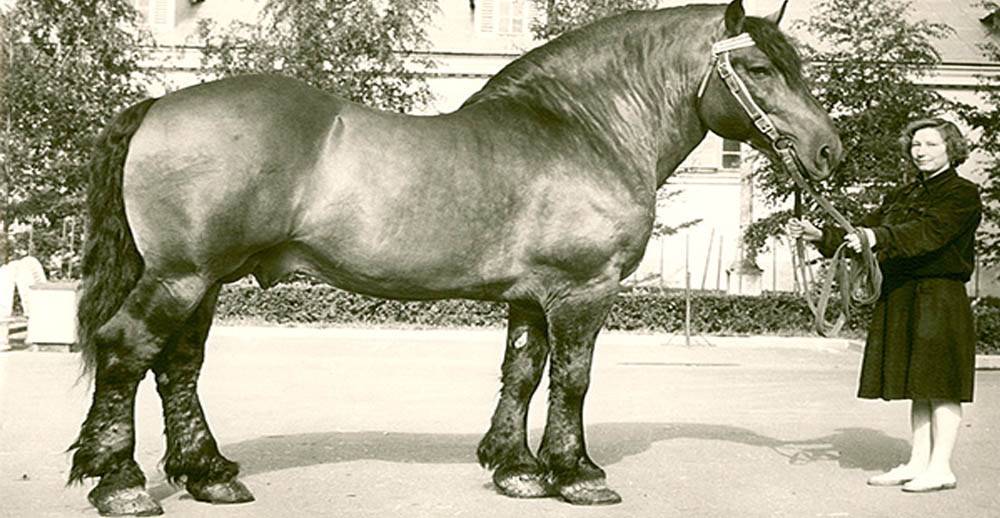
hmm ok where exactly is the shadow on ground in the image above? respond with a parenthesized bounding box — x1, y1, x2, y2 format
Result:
(149, 423, 908, 499)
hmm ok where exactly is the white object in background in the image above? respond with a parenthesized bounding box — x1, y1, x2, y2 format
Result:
(1, 257, 45, 350)
(13, 256, 45, 315)
(26, 281, 79, 346)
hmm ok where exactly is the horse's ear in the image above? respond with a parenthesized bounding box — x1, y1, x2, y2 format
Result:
(724, 0, 746, 35)
(764, 0, 789, 26)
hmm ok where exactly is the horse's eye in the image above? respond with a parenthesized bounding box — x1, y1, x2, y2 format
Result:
(747, 66, 772, 77)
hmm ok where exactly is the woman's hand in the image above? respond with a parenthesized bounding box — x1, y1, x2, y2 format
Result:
(844, 228, 876, 253)
(788, 218, 822, 242)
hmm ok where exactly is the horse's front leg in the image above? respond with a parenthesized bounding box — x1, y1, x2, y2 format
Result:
(152, 285, 253, 505)
(477, 302, 555, 498)
(538, 289, 621, 505)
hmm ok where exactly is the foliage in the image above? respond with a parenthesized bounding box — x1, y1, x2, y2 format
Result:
(0, 0, 154, 277)
(653, 189, 701, 238)
(745, 0, 958, 258)
(529, 0, 656, 41)
(961, 12, 1000, 268)
(972, 296, 1000, 354)
(195, 0, 436, 112)
(217, 280, 509, 328)
(214, 280, 1000, 354)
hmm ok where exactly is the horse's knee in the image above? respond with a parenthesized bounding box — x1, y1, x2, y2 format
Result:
(500, 310, 549, 395)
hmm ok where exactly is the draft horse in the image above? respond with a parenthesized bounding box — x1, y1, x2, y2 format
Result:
(69, 0, 841, 514)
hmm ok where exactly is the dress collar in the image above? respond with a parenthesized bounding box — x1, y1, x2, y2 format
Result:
(923, 167, 956, 187)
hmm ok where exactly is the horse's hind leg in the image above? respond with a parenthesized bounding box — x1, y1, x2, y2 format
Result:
(538, 289, 621, 505)
(477, 302, 555, 498)
(152, 284, 253, 505)
(71, 274, 210, 516)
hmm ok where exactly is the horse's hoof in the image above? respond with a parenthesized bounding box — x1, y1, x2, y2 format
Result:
(88, 486, 164, 516)
(493, 470, 557, 498)
(557, 479, 622, 505)
(186, 479, 255, 504)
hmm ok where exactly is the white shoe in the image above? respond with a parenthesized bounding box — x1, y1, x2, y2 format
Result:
(902, 474, 957, 493)
(867, 465, 921, 487)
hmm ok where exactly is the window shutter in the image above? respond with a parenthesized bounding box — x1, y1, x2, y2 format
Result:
(478, 0, 496, 33)
(150, 0, 174, 31)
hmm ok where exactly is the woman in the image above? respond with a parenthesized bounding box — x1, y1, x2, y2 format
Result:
(790, 118, 981, 493)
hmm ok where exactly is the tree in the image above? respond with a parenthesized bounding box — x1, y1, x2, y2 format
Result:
(195, 0, 436, 112)
(529, 0, 656, 41)
(1, 0, 154, 277)
(744, 0, 958, 260)
(962, 7, 1000, 268)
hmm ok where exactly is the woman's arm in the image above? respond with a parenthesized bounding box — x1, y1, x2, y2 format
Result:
(871, 182, 981, 259)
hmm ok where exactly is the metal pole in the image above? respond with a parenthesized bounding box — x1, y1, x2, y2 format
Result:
(975, 255, 981, 298)
(716, 234, 723, 292)
(772, 235, 777, 292)
(701, 228, 715, 291)
(685, 233, 691, 346)
(659, 235, 665, 288)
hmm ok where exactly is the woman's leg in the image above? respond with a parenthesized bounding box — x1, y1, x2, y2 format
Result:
(903, 399, 962, 491)
(867, 399, 931, 485)
(906, 399, 933, 470)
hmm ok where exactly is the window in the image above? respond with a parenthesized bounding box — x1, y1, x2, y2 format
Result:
(721, 139, 743, 169)
(477, 0, 534, 36)
(678, 135, 744, 172)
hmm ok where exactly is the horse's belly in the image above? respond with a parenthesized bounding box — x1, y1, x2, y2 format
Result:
(253, 235, 519, 301)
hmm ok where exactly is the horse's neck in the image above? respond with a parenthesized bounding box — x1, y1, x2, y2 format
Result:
(487, 20, 717, 190)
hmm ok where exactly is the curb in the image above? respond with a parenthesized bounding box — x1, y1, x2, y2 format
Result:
(978, 354, 1000, 370)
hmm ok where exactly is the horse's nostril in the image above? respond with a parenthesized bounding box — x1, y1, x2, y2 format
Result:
(818, 145, 834, 167)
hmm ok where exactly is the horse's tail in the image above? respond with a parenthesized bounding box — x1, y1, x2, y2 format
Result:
(77, 97, 157, 377)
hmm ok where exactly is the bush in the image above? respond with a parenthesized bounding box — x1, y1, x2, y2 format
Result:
(215, 281, 1000, 355)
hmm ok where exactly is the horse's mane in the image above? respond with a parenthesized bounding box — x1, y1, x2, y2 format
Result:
(464, 5, 804, 108)
(459, 5, 806, 171)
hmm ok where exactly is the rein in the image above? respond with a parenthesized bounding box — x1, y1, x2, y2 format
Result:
(697, 33, 882, 336)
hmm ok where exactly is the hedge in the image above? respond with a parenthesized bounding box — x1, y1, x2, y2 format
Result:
(215, 281, 1000, 355)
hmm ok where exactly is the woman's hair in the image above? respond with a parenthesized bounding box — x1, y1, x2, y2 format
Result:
(898, 117, 969, 168)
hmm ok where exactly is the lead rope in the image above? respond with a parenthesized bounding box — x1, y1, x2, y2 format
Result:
(778, 141, 882, 336)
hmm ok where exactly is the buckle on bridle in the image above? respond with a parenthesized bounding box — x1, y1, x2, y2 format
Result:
(772, 137, 794, 152)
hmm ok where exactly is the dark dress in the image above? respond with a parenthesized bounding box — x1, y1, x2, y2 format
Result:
(815, 169, 982, 402)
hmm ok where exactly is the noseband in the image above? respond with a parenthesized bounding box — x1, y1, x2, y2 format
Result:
(697, 33, 882, 337)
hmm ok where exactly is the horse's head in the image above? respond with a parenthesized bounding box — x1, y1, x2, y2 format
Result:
(696, 0, 841, 180)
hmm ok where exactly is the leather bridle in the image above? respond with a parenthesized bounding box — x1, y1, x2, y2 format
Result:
(697, 33, 882, 336)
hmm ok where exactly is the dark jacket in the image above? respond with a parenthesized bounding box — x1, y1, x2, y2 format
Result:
(815, 169, 981, 288)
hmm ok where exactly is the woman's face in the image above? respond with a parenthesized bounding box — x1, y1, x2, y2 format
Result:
(910, 127, 950, 174)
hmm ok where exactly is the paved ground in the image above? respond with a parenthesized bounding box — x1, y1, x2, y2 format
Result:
(2, 326, 999, 517)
